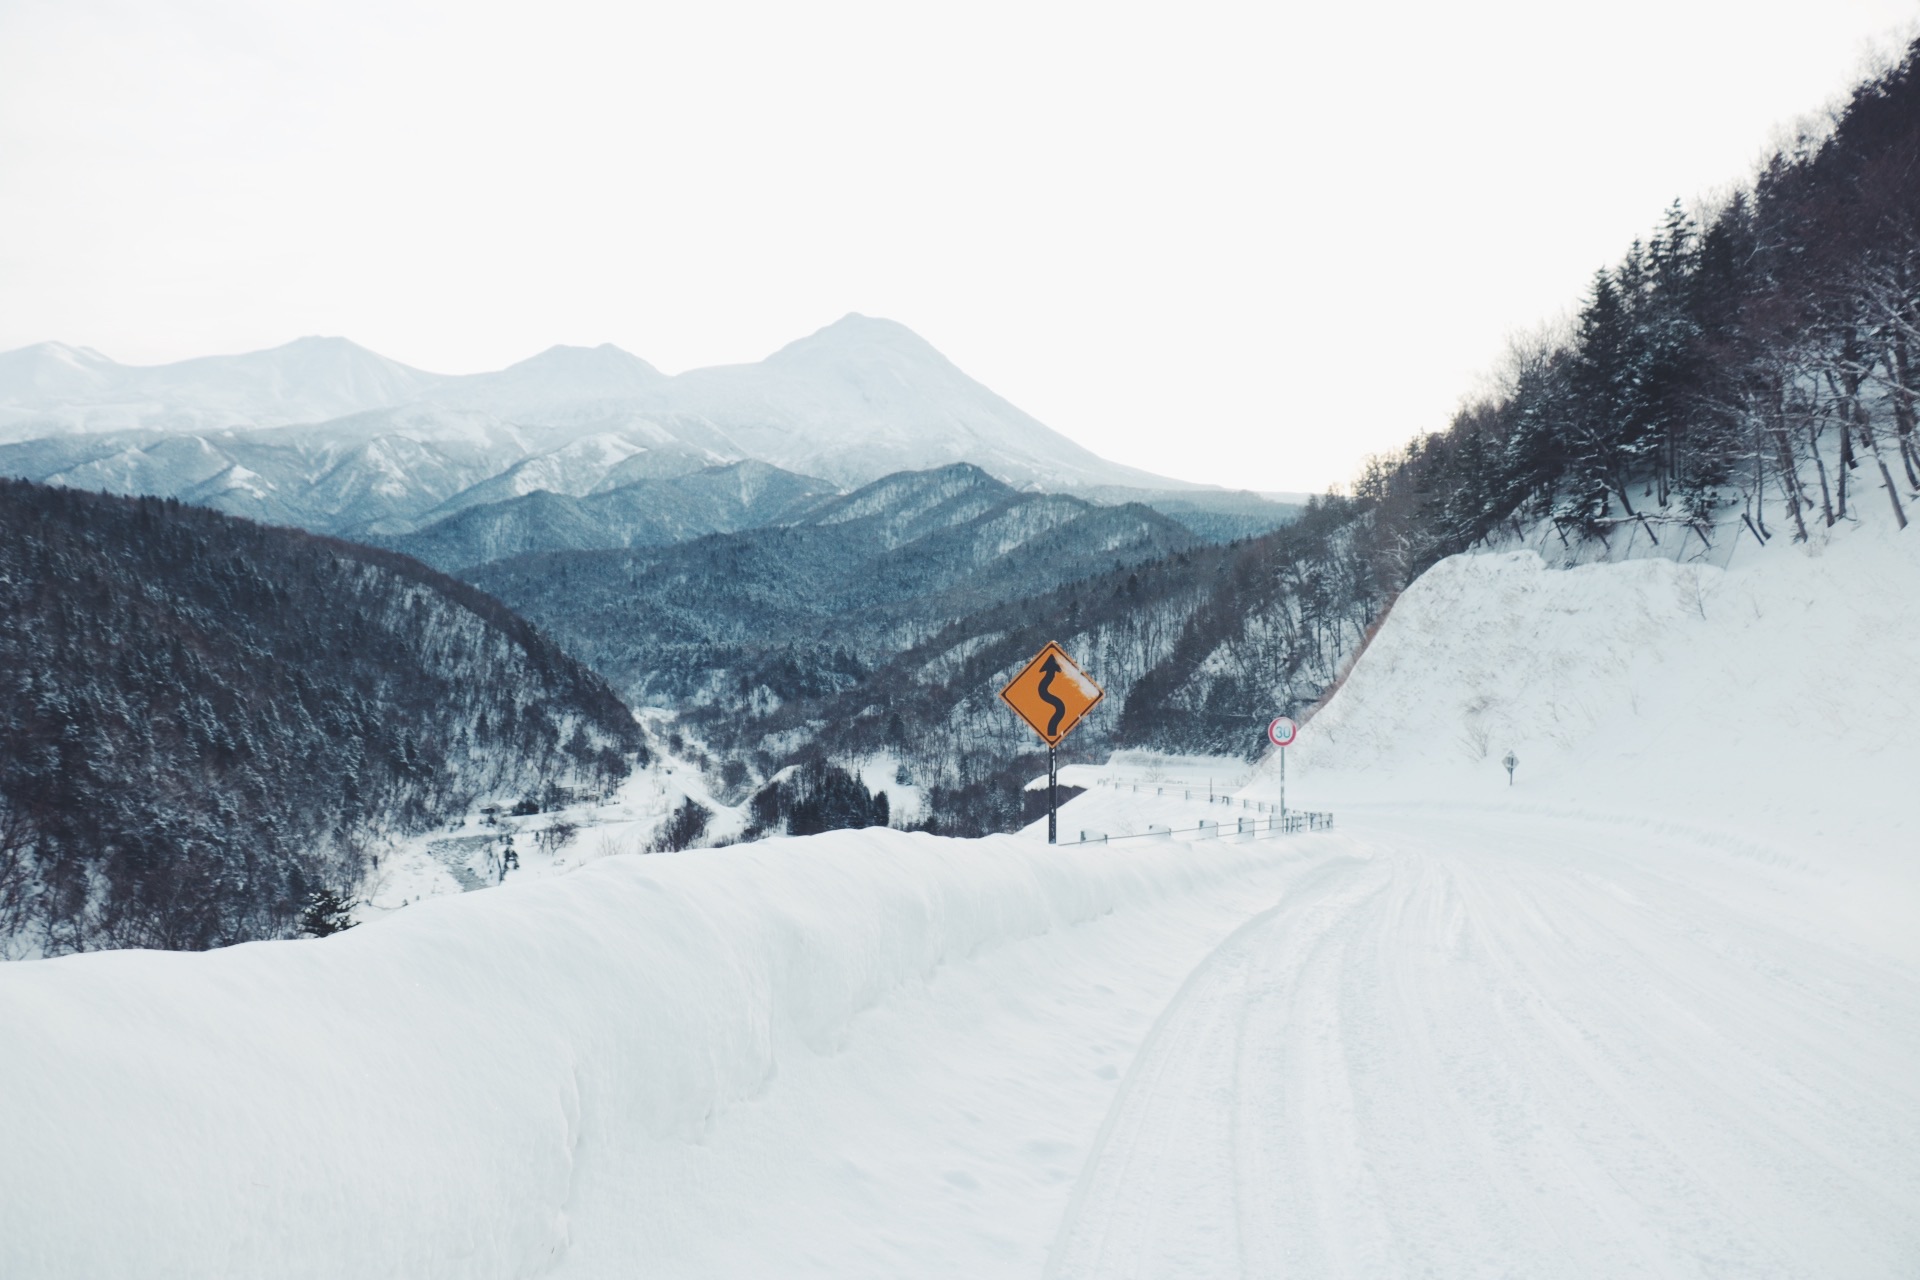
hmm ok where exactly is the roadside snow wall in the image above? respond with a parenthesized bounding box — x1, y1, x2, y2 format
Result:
(0, 827, 1280, 1278)
(1259, 518, 1920, 947)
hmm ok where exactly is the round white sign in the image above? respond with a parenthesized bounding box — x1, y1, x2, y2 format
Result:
(1267, 716, 1298, 748)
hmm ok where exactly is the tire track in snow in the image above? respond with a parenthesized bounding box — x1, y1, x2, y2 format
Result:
(1044, 852, 1389, 1280)
(1046, 811, 1920, 1278)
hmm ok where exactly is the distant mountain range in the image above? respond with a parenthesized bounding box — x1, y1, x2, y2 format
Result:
(465, 463, 1203, 714)
(0, 317, 1299, 543)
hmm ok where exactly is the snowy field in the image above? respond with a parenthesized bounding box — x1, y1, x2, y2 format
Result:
(357, 710, 757, 917)
(3, 515, 1918, 1277)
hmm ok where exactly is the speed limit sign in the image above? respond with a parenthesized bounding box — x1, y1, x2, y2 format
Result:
(1267, 716, 1298, 748)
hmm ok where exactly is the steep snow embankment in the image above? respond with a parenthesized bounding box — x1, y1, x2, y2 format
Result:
(1268, 522, 1920, 950)
(0, 827, 1325, 1278)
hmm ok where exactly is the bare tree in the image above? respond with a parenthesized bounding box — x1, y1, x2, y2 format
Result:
(0, 796, 39, 959)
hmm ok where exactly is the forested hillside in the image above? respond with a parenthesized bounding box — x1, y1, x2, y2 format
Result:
(379, 460, 841, 573)
(0, 480, 644, 957)
(468, 464, 1202, 713)
(1356, 38, 1920, 567)
(383, 461, 1303, 575)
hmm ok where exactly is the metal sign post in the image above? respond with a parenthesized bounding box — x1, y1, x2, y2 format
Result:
(1048, 745, 1058, 845)
(1000, 641, 1105, 844)
(1268, 716, 1298, 820)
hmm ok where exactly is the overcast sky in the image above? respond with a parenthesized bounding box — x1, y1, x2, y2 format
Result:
(1, 1, 1914, 492)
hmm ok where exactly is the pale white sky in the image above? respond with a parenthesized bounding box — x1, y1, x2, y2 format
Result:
(1, 0, 1914, 491)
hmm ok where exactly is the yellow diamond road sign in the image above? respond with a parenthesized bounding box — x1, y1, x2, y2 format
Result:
(1000, 641, 1104, 746)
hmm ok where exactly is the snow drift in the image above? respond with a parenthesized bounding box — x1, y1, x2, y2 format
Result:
(1262, 516, 1920, 956)
(0, 828, 1302, 1277)
(1283, 522, 1916, 823)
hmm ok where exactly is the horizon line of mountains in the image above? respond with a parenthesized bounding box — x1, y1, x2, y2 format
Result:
(0, 313, 1308, 556)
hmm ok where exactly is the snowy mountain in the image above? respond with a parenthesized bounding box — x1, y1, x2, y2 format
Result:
(0, 317, 1200, 533)
(651, 315, 1176, 490)
(0, 335, 437, 439)
(425, 343, 667, 411)
(467, 463, 1200, 717)
(383, 460, 842, 572)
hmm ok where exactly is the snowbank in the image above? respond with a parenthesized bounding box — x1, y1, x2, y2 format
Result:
(0, 826, 1304, 1277)
(1257, 519, 1920, 952)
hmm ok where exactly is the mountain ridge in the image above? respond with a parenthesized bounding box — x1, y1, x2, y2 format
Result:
(0, 316, 1202, 506)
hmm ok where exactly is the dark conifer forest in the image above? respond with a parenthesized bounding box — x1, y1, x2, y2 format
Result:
(1354, 40, 1920, 565)
(0, 481, 643, 956)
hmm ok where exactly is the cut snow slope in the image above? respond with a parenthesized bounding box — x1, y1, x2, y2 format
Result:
(1266, 521, 1920, 938)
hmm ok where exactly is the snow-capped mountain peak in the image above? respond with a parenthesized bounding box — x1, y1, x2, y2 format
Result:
(0, 316, 1199, 526)
(0, 341, 123, 400)
(132, 336, 441, 424)
(430, 343, 665, 409)
(761, 312, 951, 373)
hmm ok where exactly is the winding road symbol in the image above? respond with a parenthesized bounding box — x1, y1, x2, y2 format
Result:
(1000, 641, 1104, 746)
(1036, 654, 1070, 737)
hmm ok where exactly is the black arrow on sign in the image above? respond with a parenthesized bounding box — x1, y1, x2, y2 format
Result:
(1037, 654, 1069, 737)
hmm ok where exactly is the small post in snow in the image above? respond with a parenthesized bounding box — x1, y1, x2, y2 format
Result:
(1503, 750, 1518, 786)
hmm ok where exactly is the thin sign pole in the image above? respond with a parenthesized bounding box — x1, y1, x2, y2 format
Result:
(1268, 716, 1297, 820)
(1048, 745, 1058, 845)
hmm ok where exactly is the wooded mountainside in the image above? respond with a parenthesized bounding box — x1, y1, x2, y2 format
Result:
(0, 480, 643, 957)
(1358, 39, 1920, 566)
(375, 460, 843, 573)
(467, 464, 1202, 715)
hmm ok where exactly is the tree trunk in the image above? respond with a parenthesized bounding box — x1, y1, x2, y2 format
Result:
(1771, 401, 1810, 543)
(1837, 405, 1853, 519)
(1888, 331, 1920, 489)
(1807, 420, 1836, 526)
(1854, 408, 1910, 530)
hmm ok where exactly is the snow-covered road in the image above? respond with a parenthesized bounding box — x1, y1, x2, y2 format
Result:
(4, 801, 1915, 1278)
(1050, 809, 1920, 1279)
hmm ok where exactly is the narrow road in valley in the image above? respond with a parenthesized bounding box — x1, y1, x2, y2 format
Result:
(1046, 809, 1920, 1279)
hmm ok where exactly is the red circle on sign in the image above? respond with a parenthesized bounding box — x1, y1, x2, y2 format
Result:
(1268, 716, 1298, 747)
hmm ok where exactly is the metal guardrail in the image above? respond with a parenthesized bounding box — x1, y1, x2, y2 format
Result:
(1075, 809, 1334, 845)
(1074, 776, 1333, 844)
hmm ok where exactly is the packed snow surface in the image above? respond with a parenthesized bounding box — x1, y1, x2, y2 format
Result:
(4, 518, 1918, 1277)
(1, 830, 1321, 1277)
